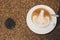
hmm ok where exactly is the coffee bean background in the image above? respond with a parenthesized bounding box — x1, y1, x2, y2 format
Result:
(0, 0, 60, 40)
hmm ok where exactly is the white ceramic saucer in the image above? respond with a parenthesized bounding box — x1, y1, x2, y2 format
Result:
(26, 5, 57, 34)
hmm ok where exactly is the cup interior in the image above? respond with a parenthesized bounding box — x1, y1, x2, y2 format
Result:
(31, 8, 52, 27)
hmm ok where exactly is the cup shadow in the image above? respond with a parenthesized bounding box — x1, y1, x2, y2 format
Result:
(56, 6, 60, 26)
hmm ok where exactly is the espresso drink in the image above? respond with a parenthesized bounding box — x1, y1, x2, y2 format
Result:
(32, 8, 51, 27)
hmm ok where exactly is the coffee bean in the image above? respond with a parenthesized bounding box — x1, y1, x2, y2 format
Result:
(5, 18, 16, 29)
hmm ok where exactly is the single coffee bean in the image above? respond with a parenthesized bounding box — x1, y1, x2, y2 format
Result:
(5, 18, 16, 29)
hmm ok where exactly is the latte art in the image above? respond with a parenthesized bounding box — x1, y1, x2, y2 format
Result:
(32, 8, 51, 27)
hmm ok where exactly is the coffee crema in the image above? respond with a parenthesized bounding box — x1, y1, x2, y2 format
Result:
(32, 8, 51, 27)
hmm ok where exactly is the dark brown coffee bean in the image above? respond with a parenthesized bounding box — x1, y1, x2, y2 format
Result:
(5, 18, 16, 29)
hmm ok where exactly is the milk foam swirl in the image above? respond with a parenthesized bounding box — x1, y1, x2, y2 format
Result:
(32, 10, 50, 27)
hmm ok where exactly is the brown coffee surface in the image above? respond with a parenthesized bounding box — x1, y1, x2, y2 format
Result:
(32, 8, 51, 26)
(32, 8, 51, 20)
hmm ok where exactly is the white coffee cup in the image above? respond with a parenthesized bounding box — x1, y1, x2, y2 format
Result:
(26, 5, 57, 34)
